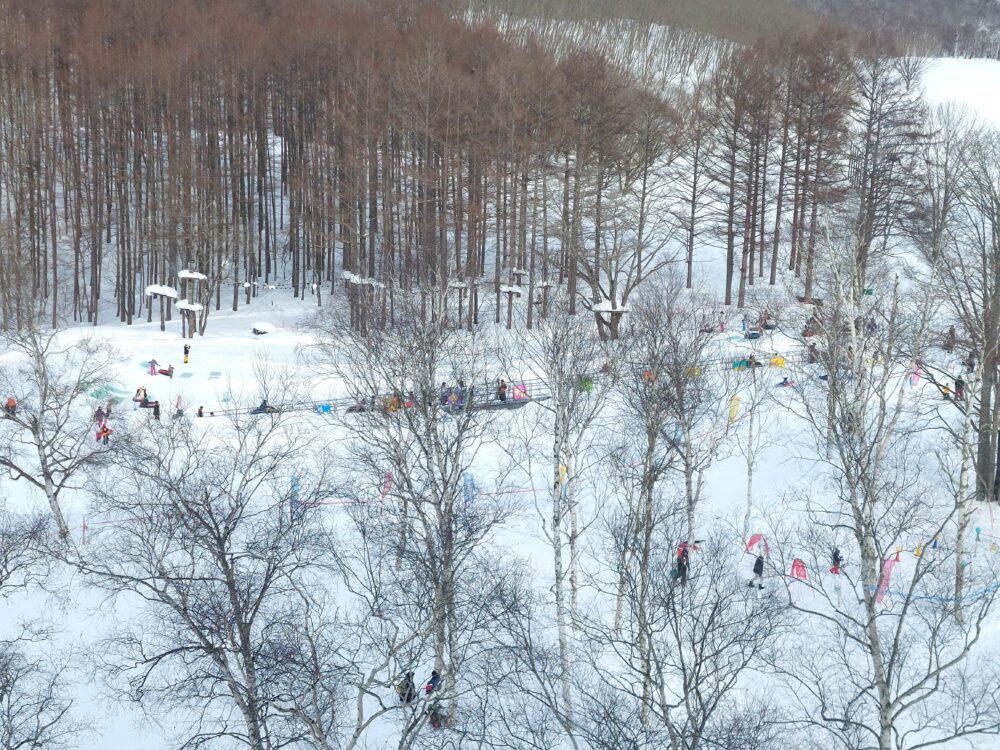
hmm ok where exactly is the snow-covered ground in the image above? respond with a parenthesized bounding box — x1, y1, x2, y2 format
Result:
(1, 56, 999, 749)
(922, 57, 1000, 129)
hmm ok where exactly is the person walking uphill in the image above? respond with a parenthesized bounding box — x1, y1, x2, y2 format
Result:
(749, 554, 765, 589)
(183, 344, 190, 364)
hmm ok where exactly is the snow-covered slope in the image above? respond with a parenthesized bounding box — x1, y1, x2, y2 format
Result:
(922, 58, 1000, 130)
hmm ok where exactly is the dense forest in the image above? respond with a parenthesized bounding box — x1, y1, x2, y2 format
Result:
(0, 0, 939, 340)
(801, 0, 1000, 57)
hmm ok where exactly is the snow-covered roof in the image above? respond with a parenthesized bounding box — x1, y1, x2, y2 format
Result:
(146, 284, 178, 299)
(178, 270, 208, 281)
(176, 301, 204, 312)
(341, 271, 384, 289)
(592, 300, 630, 314)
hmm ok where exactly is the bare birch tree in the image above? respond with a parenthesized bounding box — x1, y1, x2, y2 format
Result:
(0, 328, 118, 538)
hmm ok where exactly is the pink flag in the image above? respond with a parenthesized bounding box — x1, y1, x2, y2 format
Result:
(876, 557, 897, 603)
(746, 533, 770, 556)
(790, 558, 808, 580)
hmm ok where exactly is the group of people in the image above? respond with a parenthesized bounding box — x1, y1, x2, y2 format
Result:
(940, 376, 966, 401)
(148, 359, 175, 379)
(137, 345, 194, 419)
(341, 378, 511, 416)
(395, 669, 445, 729)
(674, 544, 847, 591)
(132, 387, 161, 420)
(93, 403, 115, 444)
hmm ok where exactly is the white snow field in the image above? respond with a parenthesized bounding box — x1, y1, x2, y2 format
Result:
(2, 292, 997, 750)
(1, 57, 1000, 750)
(922, 58, 1000, 129)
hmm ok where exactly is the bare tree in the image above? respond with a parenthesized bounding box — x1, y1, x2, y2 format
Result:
(0, 635, 80, 750)
(0, 507, 79, 749)
(72, 410, 334, 750)
(774, 236, 1000, 749)
(0, 328, 119, 538)
(581, 521, 790, 748)
(502, 291, 617, 721)
(307, 296, 518, 729)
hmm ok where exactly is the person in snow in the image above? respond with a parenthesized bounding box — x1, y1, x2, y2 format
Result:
(428, 705, 444, 730)
(105, 398, 114, 419)
(133, 387, 147, 409)
(152, 401, 161, 421)
(251, 399, 273, 415)
(497, 379, 508, 402)
(676, 546, 689, 585)
(944, 325, 956, 353)
(94, 406, 105, 424)
(3, 396, 16, 418)
(966, 348, 978, 373)
(808, 342, 819, 364)
(96, 421, 112, 445)
(776, 377, 796, 388)
(425, 670, 442, 695)
(183, 344, 190, 364)
(149, 359, 158, 376)
(748, 554, 765, 589)
(396, 672, 416, 705)
(197, 406, 204, 418)
(830, 547, 844, 574)
(157, 364, 175, 379)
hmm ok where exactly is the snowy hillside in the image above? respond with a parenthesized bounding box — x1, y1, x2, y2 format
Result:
(0, 2, 999, 744)
(922, 58, 1000, 129)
